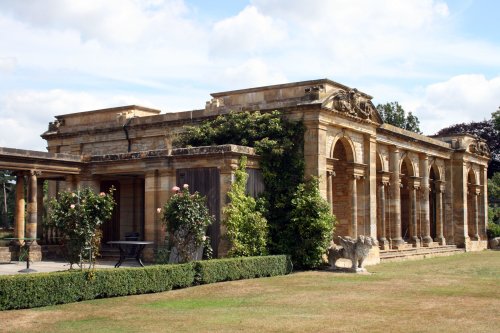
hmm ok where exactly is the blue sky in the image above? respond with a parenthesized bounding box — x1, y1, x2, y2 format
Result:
(0, 0, 499, 151)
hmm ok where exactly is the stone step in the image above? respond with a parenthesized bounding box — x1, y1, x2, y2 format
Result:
(380, 245, 465, 262)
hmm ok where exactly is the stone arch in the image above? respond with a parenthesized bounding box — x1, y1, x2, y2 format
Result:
(331, 137, 358, 239)
(467, 168, 479, 239)
(429, 163, 441, 240)
(330, 135, 356, 163)
(400, 156, 415, 241)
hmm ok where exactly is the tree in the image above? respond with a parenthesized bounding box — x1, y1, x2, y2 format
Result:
(224, 156, 268, 257)
(287, 178, 336, 269)
(435, 118, 500, 176)
(493, 107, 500, 132)
(376, 102, 421, 133)
(0, 171, 15, 229)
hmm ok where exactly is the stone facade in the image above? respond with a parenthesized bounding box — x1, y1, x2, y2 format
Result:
(1, 79, 490, 262)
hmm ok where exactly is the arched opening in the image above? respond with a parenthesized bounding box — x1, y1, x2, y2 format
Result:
(400, 157, 414, 241)
(429, 164, 439, 240)
(331, 138, 356, 239)
(467, 169, 478, 240)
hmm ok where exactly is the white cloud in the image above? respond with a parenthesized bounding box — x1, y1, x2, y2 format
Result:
(0, 89, 154, 150)
(210, 6, 287, 57)
(222, 58, 288, 88)
(0, 57, 17, 74)
(414, 74, 500, 134)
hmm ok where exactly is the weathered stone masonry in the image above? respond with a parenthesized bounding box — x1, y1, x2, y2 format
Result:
(0, 79, 490, 262)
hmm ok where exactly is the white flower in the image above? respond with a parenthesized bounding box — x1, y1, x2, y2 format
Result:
(70, 204, 76, 209)
(157, 207, 162, 213)
(183, 184, 189, 189)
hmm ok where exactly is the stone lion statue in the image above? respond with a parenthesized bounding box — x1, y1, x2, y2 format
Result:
(328, 235, 376, 272)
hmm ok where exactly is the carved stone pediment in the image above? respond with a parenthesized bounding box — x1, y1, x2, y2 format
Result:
(324, 88, 375, 120)
(468, 140, 490, 157)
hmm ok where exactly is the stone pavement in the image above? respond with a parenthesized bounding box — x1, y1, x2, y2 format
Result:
(0, 260, 146, 275)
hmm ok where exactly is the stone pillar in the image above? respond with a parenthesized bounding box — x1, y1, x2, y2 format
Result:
(36, 178, 44, 242)
(218, 165, 234, 257)
(365, 134, 377, 239)
(409, 181, 420, 247)
(14, 173, 25, 245)
(480, 165, 488, 239)
(143, 170, 159, 260)
(420, 154, 432, 246)
(349, 175, 359, 238)
(434, 181, 446, 245)
(303, 120, 327, 198)
(472, 188, 480, 240)
(25, 171, 38, 242)
(389, 146, 403, 247)
(377, 179, 390, 249)
(326, 170, 333, 212)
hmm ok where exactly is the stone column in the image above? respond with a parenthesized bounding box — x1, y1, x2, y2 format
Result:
(349, 175, 358, 238)
(377, 179, 390, 249)
(389, 146, 403, 247)
(14, 173, 25, 245)
(434, 181, 446, 245)
(25, 171, 38, 242)
(365, 134, 378, 239)
(480, 165, 488, 239)
(420, 154, 433, 246)
(409, 181, 420, 247)
(326, 170, 333, 212)
(143, 170, 159, 260)
(473, 187, 480, 240)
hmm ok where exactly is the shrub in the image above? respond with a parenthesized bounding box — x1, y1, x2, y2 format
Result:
(160, 184, 214, 263)
(195, 255, 292, 284)
(287, 178, 336, 269)
(224, 156, 268, 257)
(0, 255, 291, 310)
(48, 187, 116, 268)
(0, 263, 195, 310)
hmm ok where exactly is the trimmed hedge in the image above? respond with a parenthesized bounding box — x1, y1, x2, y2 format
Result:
(0, 255, 290, 311)
(195, 255, 293, 284)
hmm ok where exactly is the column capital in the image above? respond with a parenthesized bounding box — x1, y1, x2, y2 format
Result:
(29, 170, 42, 177)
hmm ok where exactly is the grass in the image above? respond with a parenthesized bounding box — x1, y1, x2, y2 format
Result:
(1, 251, 499, 332)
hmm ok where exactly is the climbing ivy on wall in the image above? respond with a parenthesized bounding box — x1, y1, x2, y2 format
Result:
(174, 111, 305, 256)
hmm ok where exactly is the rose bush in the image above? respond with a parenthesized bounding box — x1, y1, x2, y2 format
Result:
(48, 187, 115, 269)
(161, 184, 213, 263)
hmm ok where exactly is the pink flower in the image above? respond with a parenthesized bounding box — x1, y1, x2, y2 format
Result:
(99, 192, 106, 197)
(70, 204, 76, 209)
(183, 184, 189, 189)
(157, 207, 162, 213)
(171, 186, 180, 192)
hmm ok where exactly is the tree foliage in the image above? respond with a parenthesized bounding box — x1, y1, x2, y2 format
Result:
(287, 178, 336, 269)
(0, 171, 15, 229)
(493, 107, 500, 132)
(175, 111, 305, 256)
(376, 102, 421, 133)
(435, 118, 500, 176)
(161, 184, 213, 263)
(48, 187, 116, 268)
(224, 156, 268, 257)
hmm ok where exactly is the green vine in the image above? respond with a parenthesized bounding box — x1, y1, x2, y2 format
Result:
(174, 111, 305, 256)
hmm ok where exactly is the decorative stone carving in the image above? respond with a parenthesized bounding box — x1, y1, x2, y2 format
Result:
(490, 237, 500, 250)
(330, 89, 374, 119)
(327, 235, 376, 272)
(469, 140, 490, 157)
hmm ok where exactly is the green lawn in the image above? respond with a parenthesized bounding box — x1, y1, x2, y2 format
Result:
(1, 251, 499, 333)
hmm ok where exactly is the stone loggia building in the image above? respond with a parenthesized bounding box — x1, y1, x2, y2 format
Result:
(0, 79, 490, 262)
